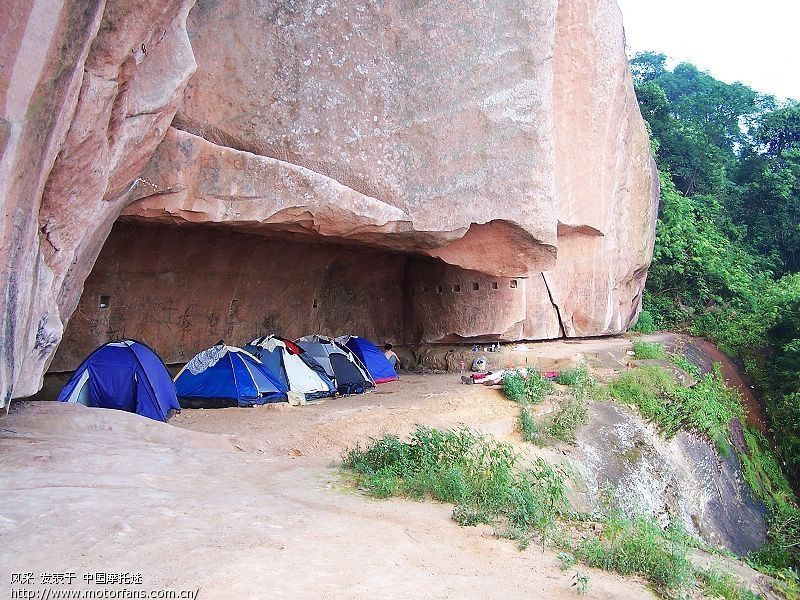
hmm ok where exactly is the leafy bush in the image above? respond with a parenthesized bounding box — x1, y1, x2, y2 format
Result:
(557, 551, 575, 570)
(572, 516, 694, 595)
(501, 369, 553, 405)
(556, 365, 589, 387)
(517, 406, 537, 442)
(632, 341, 666, 360)
(631, 310, 657, 333)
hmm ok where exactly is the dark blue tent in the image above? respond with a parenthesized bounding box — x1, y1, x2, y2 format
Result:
(174, 344, 286, 408)
(57, 340, 180, 422)
(341, 336, 398, 384)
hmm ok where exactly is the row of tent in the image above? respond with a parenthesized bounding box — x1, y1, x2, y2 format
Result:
(57, 334, 398, 422)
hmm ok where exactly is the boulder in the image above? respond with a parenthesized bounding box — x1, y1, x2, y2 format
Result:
(122, 0, 656, 352)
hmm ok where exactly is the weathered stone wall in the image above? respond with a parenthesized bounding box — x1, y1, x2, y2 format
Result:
(126, 0, 657, 344)
(53, 223, 407, 370)
(0, 0, 196, 404)
(2, 0, 658, 402)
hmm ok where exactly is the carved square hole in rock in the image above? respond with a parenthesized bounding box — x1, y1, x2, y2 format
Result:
(436, 285, 443, 294)
(99, 295, 110, 309)
(510, 279, 518, 289)
(491, 282, 498, 290)
(472, 282, 479, 291)
(452, 284, 461, 293)
(422, 285, 429, 293)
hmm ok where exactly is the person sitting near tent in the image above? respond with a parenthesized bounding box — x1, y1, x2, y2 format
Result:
(384, 343, 400, 370)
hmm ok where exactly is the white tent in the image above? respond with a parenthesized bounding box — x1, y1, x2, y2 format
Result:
(245, 336, 335, 401)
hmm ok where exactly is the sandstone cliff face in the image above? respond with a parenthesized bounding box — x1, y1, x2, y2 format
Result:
(2, 0, 657, 396)
(121, 0, 656, 352)
(0, 0, 196, 403)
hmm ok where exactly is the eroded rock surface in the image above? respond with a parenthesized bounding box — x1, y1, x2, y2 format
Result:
(125, 0, 656, 348)
(573, 402, 767, 555)
(0, 0, 196, 403)
(3, 0, 657, 398)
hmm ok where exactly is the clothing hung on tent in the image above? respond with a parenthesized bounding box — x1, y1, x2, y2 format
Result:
(174, 344, 286, 408)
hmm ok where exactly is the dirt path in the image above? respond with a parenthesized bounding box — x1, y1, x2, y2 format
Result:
(0, 374, 654, 599)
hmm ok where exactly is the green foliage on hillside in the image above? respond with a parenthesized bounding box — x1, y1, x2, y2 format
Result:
(629, 52, 800, 494)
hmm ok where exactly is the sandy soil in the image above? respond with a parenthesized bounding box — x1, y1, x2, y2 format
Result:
(0, 367, 655, 599)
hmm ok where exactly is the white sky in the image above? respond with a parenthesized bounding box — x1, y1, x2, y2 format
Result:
(616, 0, 800, 101)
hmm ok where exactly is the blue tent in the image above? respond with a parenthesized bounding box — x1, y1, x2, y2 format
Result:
(174, 345, 286, 408)
(341, 336, 398, 384)
(57, 340, 180, 422)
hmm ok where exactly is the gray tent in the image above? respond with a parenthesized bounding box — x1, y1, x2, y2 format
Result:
(296, 335, 374, 394)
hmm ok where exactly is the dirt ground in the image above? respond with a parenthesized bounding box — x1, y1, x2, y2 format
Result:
(1, 363, 656, 599)
(0, 334, 768, 599)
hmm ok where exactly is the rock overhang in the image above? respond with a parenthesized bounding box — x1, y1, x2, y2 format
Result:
(1, 0, 658, 403)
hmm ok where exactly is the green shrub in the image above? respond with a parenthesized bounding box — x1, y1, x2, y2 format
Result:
(501, 372, 527, 403)
(573, 516, 694, 595)
(517, 406, 537, 442)
(502, 369, 553, 405)
(608, 364, 739, 439)
(632, 341, 667, 360)
(557, 551, 575, 570)
(630, 310, 657, 333)
(667, 352, 701, 376)
(697, 568, 760, 600)
(556, 365, 590, 387)
(343, 426, 569, 543)
(525, 396, 589, 446)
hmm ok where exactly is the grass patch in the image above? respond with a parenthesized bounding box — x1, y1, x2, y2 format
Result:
(632, 341, 667, 360)
(697, 568, 760, 600)
(501, 368, 553, 405)
(344, 426, 707, 598)
(570, 515, 694, 595)
(342, 426, 569, 546)
(523, 395, 589, 446)
(608, 364, 738, 439)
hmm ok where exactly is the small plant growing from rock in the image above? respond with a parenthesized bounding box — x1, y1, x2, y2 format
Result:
(632, 341, 666, 360)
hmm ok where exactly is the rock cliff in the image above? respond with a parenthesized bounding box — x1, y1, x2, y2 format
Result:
(1, 0, 657, 398)
(0, 0, 196, 403)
